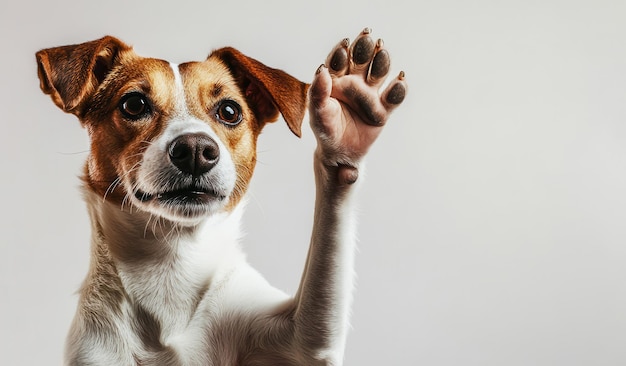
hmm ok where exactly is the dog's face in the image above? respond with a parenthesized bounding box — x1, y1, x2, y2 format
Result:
(36, 37, 308, 225)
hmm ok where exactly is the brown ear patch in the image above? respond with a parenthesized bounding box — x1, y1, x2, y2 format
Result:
(36, 36, 132, 117)
(209, 47, 309, 137)
(243, 80, 280, 128)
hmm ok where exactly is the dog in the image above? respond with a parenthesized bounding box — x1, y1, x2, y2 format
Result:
(36, 28, 406, 365)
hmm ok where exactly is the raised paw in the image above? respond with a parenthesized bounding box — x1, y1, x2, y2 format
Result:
(309, 28, 407, 172)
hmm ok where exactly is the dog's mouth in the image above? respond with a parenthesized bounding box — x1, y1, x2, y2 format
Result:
(134, 186, 226, 205)
(128, 179, 231, 224)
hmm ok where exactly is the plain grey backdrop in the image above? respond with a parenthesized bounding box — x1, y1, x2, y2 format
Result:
(1, 0, 625, 365)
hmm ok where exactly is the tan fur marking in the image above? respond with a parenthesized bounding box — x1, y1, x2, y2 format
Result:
(84, 54, 177, 205)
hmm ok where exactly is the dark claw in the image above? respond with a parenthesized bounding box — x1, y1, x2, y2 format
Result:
(352, 36, 376, 65)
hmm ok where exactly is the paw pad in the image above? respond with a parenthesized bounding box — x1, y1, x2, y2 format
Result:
(369, 49, 390, 81)
(352, 36, 376, 65)
(385, 78, 406, 105)
(308, 28, 408, 166)
(329, 45, 348, 72)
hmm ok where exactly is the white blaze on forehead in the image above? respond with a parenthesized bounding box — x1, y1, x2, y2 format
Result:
(170, 63, 189, 114)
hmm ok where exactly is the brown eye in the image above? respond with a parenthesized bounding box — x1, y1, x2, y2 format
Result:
(216, 100, 242, 126)
(119, 92, 150, 120)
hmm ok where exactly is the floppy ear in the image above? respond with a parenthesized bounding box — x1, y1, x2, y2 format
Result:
(209, 47, 309, 137)
(36, 36, 131, 117)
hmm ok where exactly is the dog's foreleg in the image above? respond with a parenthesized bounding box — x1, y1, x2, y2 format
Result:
(291, 29, 407, 365)
(293, 155, 360, 363)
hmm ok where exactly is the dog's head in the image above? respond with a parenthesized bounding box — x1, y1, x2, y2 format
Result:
(36, 36, 308, 225)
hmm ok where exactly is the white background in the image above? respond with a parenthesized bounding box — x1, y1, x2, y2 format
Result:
(2, 0, 626, 365)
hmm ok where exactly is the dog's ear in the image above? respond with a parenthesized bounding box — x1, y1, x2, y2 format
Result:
(209, 47, 309, 137)
(36, 36, 131, 117)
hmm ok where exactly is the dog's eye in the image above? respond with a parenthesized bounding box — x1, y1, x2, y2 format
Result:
(216, 100, 242, 126)
(119, 93, 150, 120)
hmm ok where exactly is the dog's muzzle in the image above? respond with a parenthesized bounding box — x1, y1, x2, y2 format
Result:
(131, 132, 232, 221)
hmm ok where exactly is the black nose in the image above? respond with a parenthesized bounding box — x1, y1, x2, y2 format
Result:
(168, 133, 220, 176)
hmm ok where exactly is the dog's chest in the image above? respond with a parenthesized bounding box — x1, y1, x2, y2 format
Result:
(121, 255, 204, 329)
(117, 260, 289, 365)
(118, 234, 239, 332)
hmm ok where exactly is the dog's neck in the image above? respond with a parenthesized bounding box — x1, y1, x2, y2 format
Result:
(85, 188, 245, 262)
(81, 188, 247, 335)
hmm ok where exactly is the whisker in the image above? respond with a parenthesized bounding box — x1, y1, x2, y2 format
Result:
(56, 150, 90, 156)
(103, 177, 122, 203)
